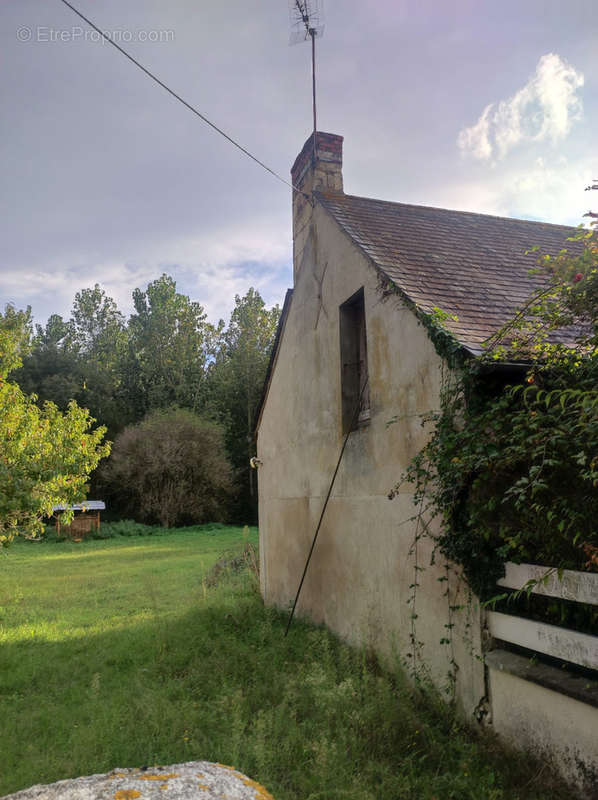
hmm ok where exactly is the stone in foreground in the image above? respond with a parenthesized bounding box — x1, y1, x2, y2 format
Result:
(1, 761, 274, 800)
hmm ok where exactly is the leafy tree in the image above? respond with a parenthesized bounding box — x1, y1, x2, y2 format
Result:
(17, 287, 129, 437)
(0, 306, 110, 546)
(208, 288, 280, 521)
(100, 408, 234, 528)
(0, 304, 33, 363)
(123, 275, 216, 419)
(70, 284, 125, 354)
(16, 314, 80, 408)
(69, 285, 129, 436)
(10, 278, 282, 525)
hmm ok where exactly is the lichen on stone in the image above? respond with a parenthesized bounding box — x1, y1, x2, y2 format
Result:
(2, 760, 275, 799)
(241, 777, 274, 800)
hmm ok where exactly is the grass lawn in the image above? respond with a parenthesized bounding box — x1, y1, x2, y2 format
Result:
(0, 526, 571, 799)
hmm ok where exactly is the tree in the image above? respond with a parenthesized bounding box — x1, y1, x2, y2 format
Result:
(69, 285, 129, 436)
(16, 287, 129, 438)
(123, 275, 216, 419)
(100, 409, 234, 528)
(0, 304, 33, 364)
(18, 313, 78, 401)
(208, 288, 280, 521)
(70, 284, 125, 355)
(0, 306, 110, 546)
(16, 313, 80, 409)
(9, 279, 281, 525)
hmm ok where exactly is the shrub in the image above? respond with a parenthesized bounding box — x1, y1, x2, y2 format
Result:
(100, 409, 235, 527)
(91, 519, 157, 539)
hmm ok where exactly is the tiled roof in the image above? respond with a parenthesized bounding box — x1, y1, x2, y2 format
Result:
(316, 191, 584, 355)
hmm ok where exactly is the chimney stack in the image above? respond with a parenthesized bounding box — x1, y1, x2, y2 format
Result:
(291, 131, 344, 194)
(291, 132, 343, 283)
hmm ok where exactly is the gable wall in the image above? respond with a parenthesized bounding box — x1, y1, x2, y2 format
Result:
(257, 201, 485, 713)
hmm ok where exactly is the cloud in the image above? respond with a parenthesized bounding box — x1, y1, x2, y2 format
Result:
(456, 103, 494, 161)
(430, 153, 594, 228)
(458, 53, 584, 161)
(0, 222, 292, 327)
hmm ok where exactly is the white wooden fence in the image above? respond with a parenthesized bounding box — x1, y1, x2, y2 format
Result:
(488, 563, 598, 671)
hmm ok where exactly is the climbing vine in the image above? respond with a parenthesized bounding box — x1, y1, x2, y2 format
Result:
(392, 185, 598, 601)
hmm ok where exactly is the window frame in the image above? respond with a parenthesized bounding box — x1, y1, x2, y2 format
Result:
(339, 287, 370, 434)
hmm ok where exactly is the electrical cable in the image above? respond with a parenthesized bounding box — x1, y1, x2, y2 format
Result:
(57, 0, 303, 195)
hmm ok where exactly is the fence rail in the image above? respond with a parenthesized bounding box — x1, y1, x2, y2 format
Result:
(490, 563, 598, 672)
(488, 611, 598, 671)
(497, 562, 598, 606)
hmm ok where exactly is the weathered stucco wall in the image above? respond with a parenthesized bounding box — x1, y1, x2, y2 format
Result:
(257, 200, 485, 713)
(257, 130, 597, 791)
(488, 663, 598, 793)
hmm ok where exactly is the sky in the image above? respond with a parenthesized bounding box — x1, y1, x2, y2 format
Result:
(1, 0, 597, 326)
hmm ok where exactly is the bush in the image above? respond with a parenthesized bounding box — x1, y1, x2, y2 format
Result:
(92, 519, 157, 539)
(100, 409, 235, 527)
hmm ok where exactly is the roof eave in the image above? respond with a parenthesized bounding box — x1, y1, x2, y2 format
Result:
(253, 288, 294, 435)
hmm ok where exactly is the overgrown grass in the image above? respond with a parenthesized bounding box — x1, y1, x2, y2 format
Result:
(42, 519, 235, 542)
(0, 528, 571, 799)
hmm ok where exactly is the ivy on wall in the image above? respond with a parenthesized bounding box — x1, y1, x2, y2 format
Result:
(390, 187, 598, 601)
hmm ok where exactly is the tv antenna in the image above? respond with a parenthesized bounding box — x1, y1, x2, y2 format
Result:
(289, 0, 324, 157)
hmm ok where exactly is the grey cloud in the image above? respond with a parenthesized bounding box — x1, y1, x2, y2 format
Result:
(1, 1, 596, 324)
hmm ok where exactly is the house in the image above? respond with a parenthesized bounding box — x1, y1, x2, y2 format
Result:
(255, 131, 598, 791)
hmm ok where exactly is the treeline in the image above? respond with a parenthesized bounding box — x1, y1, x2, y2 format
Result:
(14, 274, 280, 523)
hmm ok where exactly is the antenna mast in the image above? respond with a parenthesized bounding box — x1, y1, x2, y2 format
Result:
(290, 0, 324, 159)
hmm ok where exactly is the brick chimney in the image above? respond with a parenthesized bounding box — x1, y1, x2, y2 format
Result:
(291, 132, 343, 283)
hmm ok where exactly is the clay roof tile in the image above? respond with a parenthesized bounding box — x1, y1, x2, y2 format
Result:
(316, 191, 584, 354)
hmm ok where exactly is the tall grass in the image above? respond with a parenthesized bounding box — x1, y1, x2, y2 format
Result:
(0, 528, 570, 799)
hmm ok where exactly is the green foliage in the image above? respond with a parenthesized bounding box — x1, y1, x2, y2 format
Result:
(69, 285, 129, 436)
(16, 287, 129, 438)
(95, 519, 167, 538)
(0, 530, 572, 799)
(15, 314, 81, 410)
(42, 519, 157, 542)
(0, 305, 33, 372)
(0, 307, 110, 546)
(207, 288, 281, 521)
(100, 408, 234, 528)
(124, 274, 217, 419)
(401, 367, 598, 598)
(42, 519, 238, 542)
(14, 278, 280, 524)
(423, 306, 467, 370)
(398, 198, 598, 598)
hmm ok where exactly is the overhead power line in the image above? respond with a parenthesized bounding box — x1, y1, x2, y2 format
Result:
(57, 0, 301, 195)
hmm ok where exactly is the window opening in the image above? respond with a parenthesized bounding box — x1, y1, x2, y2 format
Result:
(339, 288, 370, 433)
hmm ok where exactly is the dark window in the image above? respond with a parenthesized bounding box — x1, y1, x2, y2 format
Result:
(339, 288, 370, 433)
